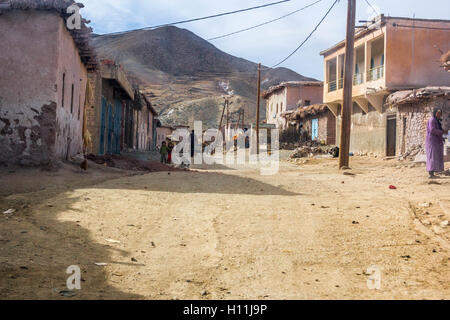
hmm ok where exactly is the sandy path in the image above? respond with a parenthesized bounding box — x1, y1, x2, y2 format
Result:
(0, 156, 449, 299)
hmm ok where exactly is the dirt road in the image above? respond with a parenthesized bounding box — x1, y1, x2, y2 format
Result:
(1, 155, 449, 299)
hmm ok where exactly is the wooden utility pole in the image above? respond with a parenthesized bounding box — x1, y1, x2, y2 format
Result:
(218, 98, 226, 131)
(256, 63, 261, 154)
(339, 0, 356, 169)
(226, 98, 230, 130)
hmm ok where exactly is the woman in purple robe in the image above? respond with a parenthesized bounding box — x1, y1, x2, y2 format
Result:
(426, 108, 444, 178)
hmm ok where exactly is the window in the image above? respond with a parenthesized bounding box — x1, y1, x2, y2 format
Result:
(305, 100, 311, 106)
(280, 102, 283, 112)
(70, 84, 74, 114)
(62, 73, 66, 107)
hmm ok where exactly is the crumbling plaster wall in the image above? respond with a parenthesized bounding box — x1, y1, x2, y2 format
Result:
(0, 11, 60, 165)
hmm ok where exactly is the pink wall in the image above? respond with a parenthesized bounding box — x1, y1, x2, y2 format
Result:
(385, 18, 450, 88)
(156, 127, 173, 147)
(286, 85, 323, 110)
(55, 14, 88, 160)
(0, 11, 88, 165)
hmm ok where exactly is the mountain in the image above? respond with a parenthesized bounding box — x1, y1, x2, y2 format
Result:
(92, 26, 317, 128)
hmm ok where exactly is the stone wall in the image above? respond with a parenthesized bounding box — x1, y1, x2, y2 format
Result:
(396, 96, 450, 157)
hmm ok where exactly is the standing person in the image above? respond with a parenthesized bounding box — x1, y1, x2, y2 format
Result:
(426, 108, 445, 178)
(159, 141, 169, 164)
(167, 139, 174, 164)
(190, 130, 195, 158)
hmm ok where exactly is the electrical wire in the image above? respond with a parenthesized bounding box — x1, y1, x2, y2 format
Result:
(268, 0, 339, 69)
(364, 0, 380, 17)
(208, 0, 324, 41)
(101, 0, 293, 36)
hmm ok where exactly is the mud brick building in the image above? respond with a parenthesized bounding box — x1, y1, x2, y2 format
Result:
(386, 87, 450, 159)
(135, 93, 158, 151)
(263, 81, 323, 130)
(0, 0, 97, 165)
(87, 60, 134, 155)
(284, 104, 336, 145)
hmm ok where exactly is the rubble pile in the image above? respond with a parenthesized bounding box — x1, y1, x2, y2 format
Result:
(398, 145, 425, 161)
(289, 144, 338, 159)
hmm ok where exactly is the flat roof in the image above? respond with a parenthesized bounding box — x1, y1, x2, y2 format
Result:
(320, 15, 450, 57)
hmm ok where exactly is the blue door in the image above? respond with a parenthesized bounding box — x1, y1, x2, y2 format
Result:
(107, 102, 113, 155)
(114, 99, 122, 154)
(311, 118, 319, 141)
(99, 97, 107, 155)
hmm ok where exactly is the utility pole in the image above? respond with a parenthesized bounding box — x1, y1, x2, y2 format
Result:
(339, 0, 356, 169)
(256, 63, 261, 154)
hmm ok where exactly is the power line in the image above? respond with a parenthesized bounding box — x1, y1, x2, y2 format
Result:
(269, 0, 339, 68)
(364, 0, 379, 17)
(101, 0, 293, 36)
(208, 0, 324, 41)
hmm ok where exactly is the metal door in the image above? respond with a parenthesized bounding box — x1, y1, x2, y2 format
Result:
(311, 118, 319, 141)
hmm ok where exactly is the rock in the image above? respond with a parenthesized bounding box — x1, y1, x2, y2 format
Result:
(60, 290, 76, 297)
(2, 209, 16, 215)
(419, 202, 432, 208)
(440, 221, 449, 227)
(94, 263, 108, 266)
(131, 257, 138, 262)
(201, 290, 208, 296)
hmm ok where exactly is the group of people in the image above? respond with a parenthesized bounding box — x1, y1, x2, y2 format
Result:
(159, 139, 174, 164)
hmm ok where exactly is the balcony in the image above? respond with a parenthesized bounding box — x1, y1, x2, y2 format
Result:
(367, 65, 384, 82)
(328, 80, 337, 92)
(353, 73, 364, 85)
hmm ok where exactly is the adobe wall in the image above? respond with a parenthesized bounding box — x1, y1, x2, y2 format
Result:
(0, 11, 60, 165)
(336, 106, 388, 156)
(54, 16, 88, 160)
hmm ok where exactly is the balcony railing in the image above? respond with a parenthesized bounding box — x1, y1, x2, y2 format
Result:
(338, 78, 343, 89)
(367, 65, 385, 82)
(328, 80, 337, 92)
(353, 73, 364, 85)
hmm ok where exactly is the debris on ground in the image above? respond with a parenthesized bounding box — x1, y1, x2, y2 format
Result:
(389, 185, 397, 190)
(289, 145, 338, 160)
(3, 209, 16, 216)
(86, 154, 187, 172)
(94, 262, 108, 266)
(59, 290, 76, 297)
(105, 239, 121, 244)
(398, 145, 424, 161)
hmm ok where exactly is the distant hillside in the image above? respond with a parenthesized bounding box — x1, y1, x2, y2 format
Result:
(92, 26, 317, 128)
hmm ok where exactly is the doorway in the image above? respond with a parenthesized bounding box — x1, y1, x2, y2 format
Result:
(386, 116, 397, 157)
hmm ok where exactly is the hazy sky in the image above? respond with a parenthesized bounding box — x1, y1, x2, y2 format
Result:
(80, 0, 450, 80)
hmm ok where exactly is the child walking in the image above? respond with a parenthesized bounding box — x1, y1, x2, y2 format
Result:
(160, 141, 169, 164)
